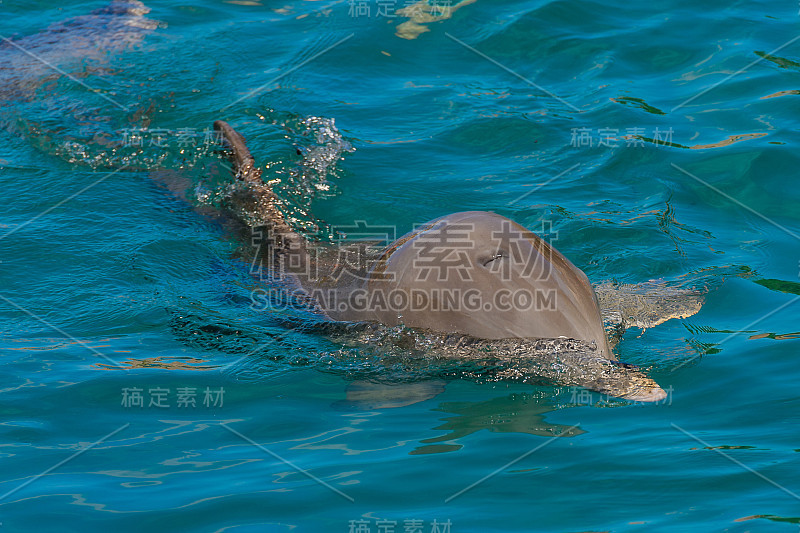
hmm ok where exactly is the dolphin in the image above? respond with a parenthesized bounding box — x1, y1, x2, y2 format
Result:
(213, 120, 668, 402)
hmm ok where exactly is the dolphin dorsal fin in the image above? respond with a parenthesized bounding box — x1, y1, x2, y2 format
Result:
(213, 120, 310, 277)
(213, 120, 263, 185)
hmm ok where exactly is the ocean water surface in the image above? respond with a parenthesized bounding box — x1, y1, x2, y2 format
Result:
(1, 0, 799, 531)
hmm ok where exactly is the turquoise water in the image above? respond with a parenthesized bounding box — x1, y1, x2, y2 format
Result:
(2, 0, 800, 531)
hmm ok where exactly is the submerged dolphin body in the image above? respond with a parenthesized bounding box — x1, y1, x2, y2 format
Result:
(214, 120, 669, 402)
(0, 1, 157, 102)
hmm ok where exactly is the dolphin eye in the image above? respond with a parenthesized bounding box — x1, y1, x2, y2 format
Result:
(481, 251, 505, 267)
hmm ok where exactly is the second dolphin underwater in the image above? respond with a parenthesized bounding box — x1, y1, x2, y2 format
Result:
(212, 120, 702, 402)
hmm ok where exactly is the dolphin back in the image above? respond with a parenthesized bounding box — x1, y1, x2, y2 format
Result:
(358, 211, 613, 356)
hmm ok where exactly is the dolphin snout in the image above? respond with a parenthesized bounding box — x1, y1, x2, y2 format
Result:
(617, 384, 667, 403)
